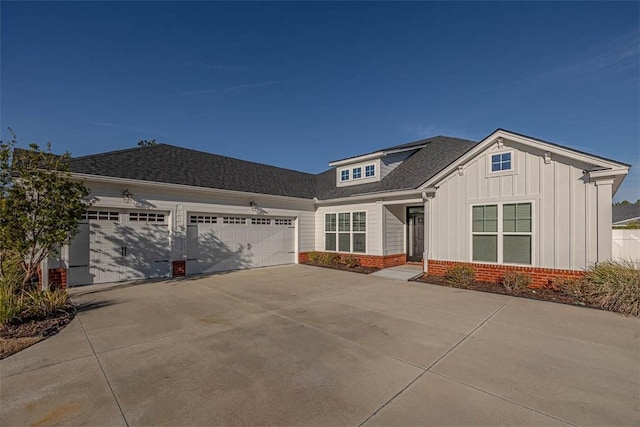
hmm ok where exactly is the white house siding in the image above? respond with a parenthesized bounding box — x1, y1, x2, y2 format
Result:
(430, 142, 599, 270)
(59, 180, 315, 278)
(314, 202, 383, 256)
(297, 210, 316, 253)
(384, 205, 405, 255)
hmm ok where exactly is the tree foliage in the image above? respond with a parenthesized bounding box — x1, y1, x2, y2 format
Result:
(0, 131, 93, 287)
(137, 139, 157, 147)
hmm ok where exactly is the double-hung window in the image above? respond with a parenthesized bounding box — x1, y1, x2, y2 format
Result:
(325, 214, 337, 250)
(340, 170, 349, 181)
(472, 205, 498, 262)
(503, 203, 532, 264)
(352, 167, 362, 179)
(472, 203, 532, 264)
(325, 212, 366, 253)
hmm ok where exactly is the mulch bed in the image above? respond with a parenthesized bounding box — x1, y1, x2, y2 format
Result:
(0, 305, 76, 360)
(415, 274, 592, 308)
(301, 262, 380, 274)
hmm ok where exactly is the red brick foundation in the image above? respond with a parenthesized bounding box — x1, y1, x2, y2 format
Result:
(47, 268, 67, 289)
(426, 259, 585, 288)
(299, 252, 407, 269)
(172, 260, 186, 277)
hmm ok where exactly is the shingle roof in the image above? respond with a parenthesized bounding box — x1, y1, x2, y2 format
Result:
(613, 202, 640, 223)
(69, 144, 318, 198)
(68, 137, 477, 200)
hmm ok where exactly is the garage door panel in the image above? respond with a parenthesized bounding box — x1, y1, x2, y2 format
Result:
(186, 216, 295, 275)
(68, 211, 170, 286)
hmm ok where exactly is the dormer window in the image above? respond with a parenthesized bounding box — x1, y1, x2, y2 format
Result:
(352, 167, 362, 179)
(491, 152, 512, 172)
(341, 170, 350, 181)
(365, 164, 375, 177)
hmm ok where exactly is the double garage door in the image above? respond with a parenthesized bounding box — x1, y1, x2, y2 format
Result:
(67, 210, 296, 285)
(186, 214, 295, 275)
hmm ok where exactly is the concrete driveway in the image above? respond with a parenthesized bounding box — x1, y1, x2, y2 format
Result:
(1, 265, 638, 426)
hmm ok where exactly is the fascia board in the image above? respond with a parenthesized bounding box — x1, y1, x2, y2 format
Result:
(329, 152, 384, 167)
(70, 172, 316, 206)
(315, 188, 437, 205)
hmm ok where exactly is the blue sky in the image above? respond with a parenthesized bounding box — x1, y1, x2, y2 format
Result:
(2, 1, 638, 201)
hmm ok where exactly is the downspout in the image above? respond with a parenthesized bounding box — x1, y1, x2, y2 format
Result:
(421, 191, 430, 273)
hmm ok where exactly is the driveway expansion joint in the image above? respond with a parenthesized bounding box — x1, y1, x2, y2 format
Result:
(359, 297, 514, 426)
(78, 316, 130, 427)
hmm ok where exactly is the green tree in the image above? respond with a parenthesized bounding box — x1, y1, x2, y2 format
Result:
(0, 131, 93, 288)
(137, 139, 157, 146)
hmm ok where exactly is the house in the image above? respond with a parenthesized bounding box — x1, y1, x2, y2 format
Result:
(613, 202, 640, 227)
(45, 129, 630, 288)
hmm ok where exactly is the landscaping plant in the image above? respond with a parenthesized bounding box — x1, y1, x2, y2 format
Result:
(501, 272, 533, 291)
(444, 264, 475, 286)
(583, 259, 639, 317)
(0, 131, 92, 288)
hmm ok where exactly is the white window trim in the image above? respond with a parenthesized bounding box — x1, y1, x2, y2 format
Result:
(340, 169, 350, 181)
(470, 200, 535, 265)
(324, 211, 367, 254)
(486, 149, 517, 178)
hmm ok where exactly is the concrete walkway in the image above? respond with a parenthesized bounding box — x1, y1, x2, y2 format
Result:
(369, 264, 423, 281)
(1, 265, 638, 426)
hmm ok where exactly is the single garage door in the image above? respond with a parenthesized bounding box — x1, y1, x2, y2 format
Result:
(68, 210, 171, 286)
(186, 214, 295, 275)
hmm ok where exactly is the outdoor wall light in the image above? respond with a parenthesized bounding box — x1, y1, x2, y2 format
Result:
(122, 189, 133, 203)
(249, 200, 258, 210)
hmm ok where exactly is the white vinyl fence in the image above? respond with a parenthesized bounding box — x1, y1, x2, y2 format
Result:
(612, 229, 640, 261)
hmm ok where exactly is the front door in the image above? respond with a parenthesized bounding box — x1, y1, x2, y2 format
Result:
(407, 207, 424, 262)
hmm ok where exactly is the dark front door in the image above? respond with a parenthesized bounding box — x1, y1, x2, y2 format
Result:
(407, 207, 424, 262)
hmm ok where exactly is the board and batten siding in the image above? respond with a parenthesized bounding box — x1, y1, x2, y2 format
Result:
(383, 205, 405, 255)
(297, 211, 316, 253)
(314, 202, 383, 255)
(430, 142, 598, 270)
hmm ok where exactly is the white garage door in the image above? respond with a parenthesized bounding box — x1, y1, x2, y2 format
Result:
(68, 210, 171, 286)
(186, 214, 295, 275)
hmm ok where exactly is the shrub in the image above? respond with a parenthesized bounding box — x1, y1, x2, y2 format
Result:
(0, 278, 25, 325)
(341, 255, 360, 269)
(501, 272, 533, 291)
(549, 277, 588, 300)
(307, 252, 321, 264)
(583, 259, 639, 316)
(20, 289, 70, 320)
(444, 265, 475, 286)
(320, 253, 341, 266)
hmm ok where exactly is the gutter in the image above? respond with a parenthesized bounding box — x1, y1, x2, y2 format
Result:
(70, 173, 316, 205)
(314, 187, 437, 205)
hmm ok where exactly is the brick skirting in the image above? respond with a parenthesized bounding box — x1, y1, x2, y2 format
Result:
(299, 252, 407, 269)
(47, 268, 67, 289)
(426, 259, 585, 288)
(172, 260, 186, 277)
